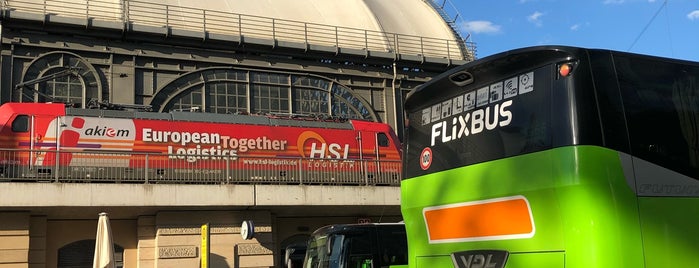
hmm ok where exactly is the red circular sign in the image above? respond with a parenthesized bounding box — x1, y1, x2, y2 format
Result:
(420, 147, 432, 170)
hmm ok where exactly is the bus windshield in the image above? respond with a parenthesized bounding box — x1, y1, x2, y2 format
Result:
(302, 223, 407, 268)
(304, 234, 342, 268)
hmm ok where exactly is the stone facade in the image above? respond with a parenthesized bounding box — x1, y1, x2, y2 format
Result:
(0, 210, 401, 267)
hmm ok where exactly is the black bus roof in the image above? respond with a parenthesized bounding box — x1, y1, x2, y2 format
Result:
(310, 223, 405, 236)
(405, 45, 698, 110)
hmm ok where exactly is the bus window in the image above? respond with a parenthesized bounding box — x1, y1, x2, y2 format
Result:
(614, 54, 699, 177)
(303, 233, 345, 268)
(328, 235, 344, 268)
(304, 235, 329, 268)
(346, 233, 373, 268)
(11, 115, 29, 132)
(377, 227, 407, 267)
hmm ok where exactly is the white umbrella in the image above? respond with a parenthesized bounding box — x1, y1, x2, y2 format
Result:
(93, 212, 115, 268)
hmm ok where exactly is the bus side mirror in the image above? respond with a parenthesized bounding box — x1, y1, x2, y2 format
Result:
(284, 248, 294, 268)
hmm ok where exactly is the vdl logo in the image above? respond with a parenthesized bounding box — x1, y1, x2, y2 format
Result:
(451, 250, 508, 268)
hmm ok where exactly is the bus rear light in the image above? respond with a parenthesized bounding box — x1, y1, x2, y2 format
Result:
(558, 63, 573, 77)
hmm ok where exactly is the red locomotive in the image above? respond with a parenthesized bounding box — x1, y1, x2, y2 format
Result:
(0, 102, 401, 184)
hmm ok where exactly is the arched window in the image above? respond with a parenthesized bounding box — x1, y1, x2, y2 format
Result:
(18, 52, 102, 108)
(151, 67, 378, 121)
(41, 67, 85, 105)
(57, 239, 124, 268)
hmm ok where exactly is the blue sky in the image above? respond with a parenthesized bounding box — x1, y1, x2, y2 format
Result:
(444, 0, 699, 62)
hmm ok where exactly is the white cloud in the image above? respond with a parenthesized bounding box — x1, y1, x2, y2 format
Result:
(570, 22, 590, 31)
(460, 20, 502, 34)
(688, 10, 699, 20)
(527, 11, 544, 26)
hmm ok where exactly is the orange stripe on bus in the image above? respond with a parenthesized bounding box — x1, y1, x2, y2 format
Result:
(423, 196, 534, 243)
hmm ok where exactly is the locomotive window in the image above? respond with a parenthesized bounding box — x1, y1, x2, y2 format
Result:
(11, 115, 29, 132)
(377, 133, 389, 147)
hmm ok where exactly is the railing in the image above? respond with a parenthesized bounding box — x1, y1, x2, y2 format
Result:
(0, 149, 401, 186)
(0, 0, 475, 61)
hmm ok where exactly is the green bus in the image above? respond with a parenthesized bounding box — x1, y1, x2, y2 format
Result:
(401, 46, 699, 268)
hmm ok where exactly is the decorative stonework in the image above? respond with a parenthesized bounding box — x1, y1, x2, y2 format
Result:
(210, 226, 239, 234)
(158, 227, 201, 235)
(237, 243, 273, 255)
(249, 225, 273, 233)
(158, 225, 272, 235)
(158, 246, 198, 259)
(158, 227, 200, 235)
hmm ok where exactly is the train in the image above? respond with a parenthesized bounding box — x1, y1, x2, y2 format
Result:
(0, 102, 401, 184)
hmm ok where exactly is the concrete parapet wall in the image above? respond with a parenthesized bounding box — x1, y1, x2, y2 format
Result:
(0, 183, 399, 207)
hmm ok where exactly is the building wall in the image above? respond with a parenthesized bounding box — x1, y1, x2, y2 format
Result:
(45, 219, 138, 267)
(1, 28, 434, 137)
(0, 2, 461, 267)
(0, 212, 30, 267)
(0, 210, 401, 267)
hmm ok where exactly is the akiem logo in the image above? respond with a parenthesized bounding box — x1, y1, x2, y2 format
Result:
(84, 125, 130, 137)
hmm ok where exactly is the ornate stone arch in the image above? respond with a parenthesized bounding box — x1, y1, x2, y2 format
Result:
(150, 67, 379, 122)
(18, 51, 102, 108)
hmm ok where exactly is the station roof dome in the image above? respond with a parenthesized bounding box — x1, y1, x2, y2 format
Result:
(160, 0, 470, 59)
(165, 0, 459, 39)
(1, 0, 472, 61)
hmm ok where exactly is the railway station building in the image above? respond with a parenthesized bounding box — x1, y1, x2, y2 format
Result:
(0, 0, 474, 267)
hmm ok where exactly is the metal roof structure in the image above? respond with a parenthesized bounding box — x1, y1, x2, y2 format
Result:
(2, 0, 475, 62)
(168, 0, 461, 40)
